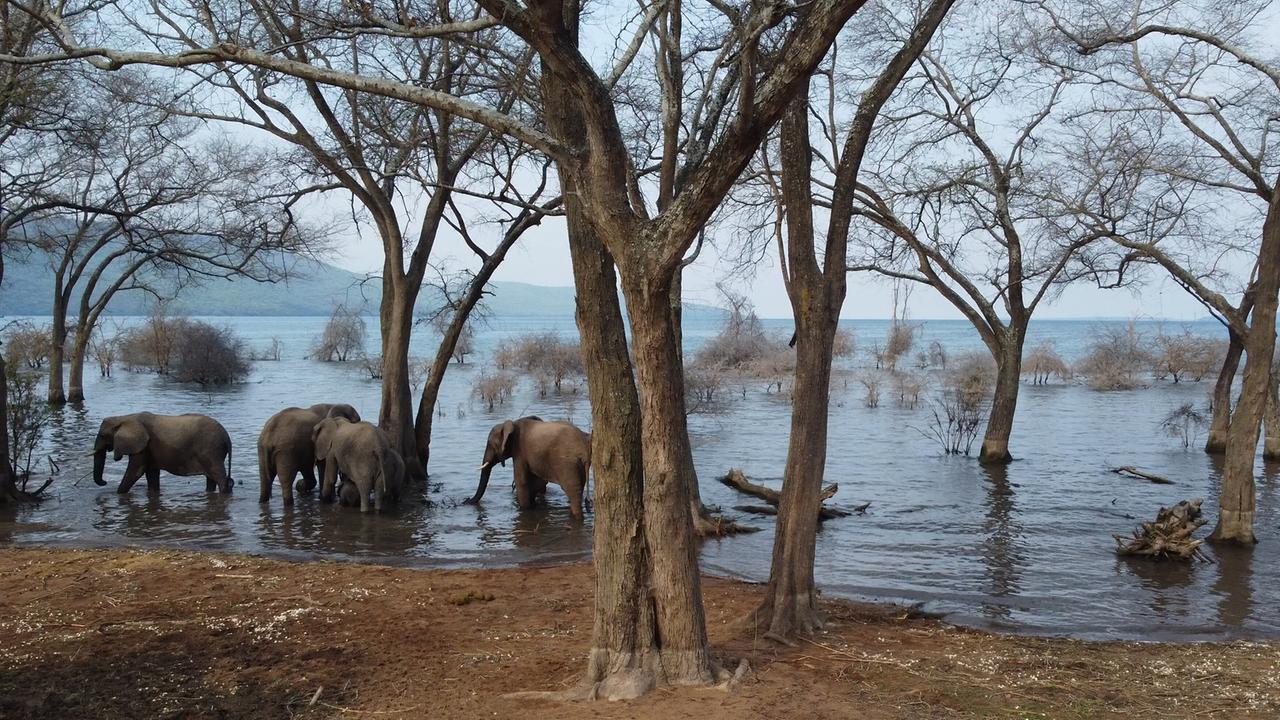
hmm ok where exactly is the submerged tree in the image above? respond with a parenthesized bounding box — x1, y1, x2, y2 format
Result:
(1038, 0, 1280, 543)
(849, 5, 1145, 465)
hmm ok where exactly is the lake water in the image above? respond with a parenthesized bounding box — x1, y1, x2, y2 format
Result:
(2, 314, 1276, 642)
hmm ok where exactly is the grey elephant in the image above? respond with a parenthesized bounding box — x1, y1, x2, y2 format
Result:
(91, 412, 233, 495)
(312, 417, 404, 513)
(257, 403, 361, 506)
(465, 416, 591, 520)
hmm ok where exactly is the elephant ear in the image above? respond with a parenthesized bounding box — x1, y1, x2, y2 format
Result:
(313, 420, 335, 460)
(498, 420, 516, 459)
(113, 419, 149, 460)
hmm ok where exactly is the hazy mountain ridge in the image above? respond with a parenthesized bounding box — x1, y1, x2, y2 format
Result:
(0, 251, 727, 319)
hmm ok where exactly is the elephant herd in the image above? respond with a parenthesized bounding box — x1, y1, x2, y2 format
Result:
(89, 405, 592, 518)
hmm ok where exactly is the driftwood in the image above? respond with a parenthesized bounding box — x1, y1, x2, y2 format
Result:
(719, 469, 858, 522)
(1112, 466, 1175, 485)
(1114, 498, 1212, 562)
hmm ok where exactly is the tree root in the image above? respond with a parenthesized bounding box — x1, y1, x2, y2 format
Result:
(1114, 498, 1212, 562)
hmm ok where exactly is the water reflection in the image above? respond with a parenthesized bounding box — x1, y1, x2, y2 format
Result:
(1213, 545, 1254, 631)
(979, 463, 1025, 620)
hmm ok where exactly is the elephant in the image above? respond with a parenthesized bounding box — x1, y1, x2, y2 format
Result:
(91, 412, 233, 495)
(257, 403, 361, 505)
(312, 417, 404, 513)
(465, 416, 591, 520)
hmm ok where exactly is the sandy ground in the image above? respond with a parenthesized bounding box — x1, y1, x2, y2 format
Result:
(0, 548, 1278, 719)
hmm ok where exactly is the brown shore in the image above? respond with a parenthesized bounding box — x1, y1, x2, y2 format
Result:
(0, 547, 1277, 719)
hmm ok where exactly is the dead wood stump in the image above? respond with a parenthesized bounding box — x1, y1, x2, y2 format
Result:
(1114, 498, 1212, 562)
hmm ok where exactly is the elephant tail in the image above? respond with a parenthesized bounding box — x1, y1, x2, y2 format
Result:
(257, 443, 271, 487)
(226, 443, 234, 486)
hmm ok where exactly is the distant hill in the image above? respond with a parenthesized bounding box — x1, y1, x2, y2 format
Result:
(0, 251, 726, 319)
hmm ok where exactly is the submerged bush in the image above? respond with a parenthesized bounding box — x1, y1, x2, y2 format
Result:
(171, 322, 250, 386)
(313, 305, 366, 362)
(1077, 323, 1153, 390)
(118, 309, 190, 374)
(1022, 341, 1070, 385)
(3, 322, 54, 370)
(473, 371, 516, 411)
(1153, 329, 1222, 383)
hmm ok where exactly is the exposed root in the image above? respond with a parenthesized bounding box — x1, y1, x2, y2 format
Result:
(1114, 498, 1212, 562)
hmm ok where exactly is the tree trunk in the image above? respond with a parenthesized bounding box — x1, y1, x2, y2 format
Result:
(1265, 365, 1280, 462)
(378, 275, 425, 481)
(620, 270, 714, 684)
(0, 352, 17, 504)
(980, 332, 1025, 465)
(46, 298, 67, 405)
(565, 199, 660, 699)
(67, 323, 91, 404)
(1206, 329, 1244, 454)
(757, 301, 836, 638)
(669, 265, 719, 534)
(754, 95, 839, 639)
(1211, 192, 1280, 544)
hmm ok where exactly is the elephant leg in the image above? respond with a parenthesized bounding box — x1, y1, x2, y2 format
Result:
(514, 464, 534, 510)
(564, 480, 584, 520)
(145, 465, 161, 495)
(320, 459, 338, 502)
(297, 464, 319, 494)
(117, 456, 145, 494)
(259, 461, 274, 503)
(276, 460, 297, 507)
(204, 461, 230, 494)
(358, 478, 373, 513)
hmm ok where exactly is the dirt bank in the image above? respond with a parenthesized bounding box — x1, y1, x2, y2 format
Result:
(0, 548, 1277, 719)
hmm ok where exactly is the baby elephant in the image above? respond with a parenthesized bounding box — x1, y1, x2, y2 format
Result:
(312, 417, 404, 513)
(258, 403, 361, 506)
(91, 412, 233, 495)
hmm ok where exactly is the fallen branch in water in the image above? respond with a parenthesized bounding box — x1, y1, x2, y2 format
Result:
(1111, 466, 1175, 485)
(719, 469, 859, 522)
(1114, 498, 1212, 562)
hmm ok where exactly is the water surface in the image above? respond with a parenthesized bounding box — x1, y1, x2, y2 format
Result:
(2, 315, 1274, 642)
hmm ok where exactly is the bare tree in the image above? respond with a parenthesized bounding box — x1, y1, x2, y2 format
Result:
(848, 7, 1145, 464)
(1037, 0, 1280, 543)
(725, 0, 956, 640)
(21, 73, 308, 405)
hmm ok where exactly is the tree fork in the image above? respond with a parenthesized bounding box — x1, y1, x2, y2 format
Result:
(1210, 190, 1280, 544)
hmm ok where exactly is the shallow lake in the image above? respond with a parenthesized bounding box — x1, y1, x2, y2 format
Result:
(2, 315, 1276, 642)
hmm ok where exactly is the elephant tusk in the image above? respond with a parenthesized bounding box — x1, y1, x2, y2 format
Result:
(478, 462, 491, 470)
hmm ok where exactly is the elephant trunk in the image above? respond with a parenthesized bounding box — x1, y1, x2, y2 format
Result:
(92, 447, 107, 486)
(465, 463, 493, 505)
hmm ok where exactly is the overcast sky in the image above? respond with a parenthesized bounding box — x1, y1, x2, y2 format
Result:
(322, 210, 1224, 321)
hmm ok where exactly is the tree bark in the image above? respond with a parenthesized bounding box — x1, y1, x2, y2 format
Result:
(541, 5, 713, 691)
(67, 324, 90, 403)
(0, 351, 15, 504)
(378, 275, 425, 481)
(1211, 191, 1280, 544)
(754, 96, 837, 638)
(46, 297, 67, 405)
(980, 331, 1026, 465)
(1206, 329, 1244, 454)
(619, 269, 715, 684)
(1265, 365, 1280, 462)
